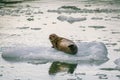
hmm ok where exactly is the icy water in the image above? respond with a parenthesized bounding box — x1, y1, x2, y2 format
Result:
(0, 0, 120, 80)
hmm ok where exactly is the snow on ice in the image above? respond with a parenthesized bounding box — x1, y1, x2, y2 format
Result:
(1, 42, 109, 65)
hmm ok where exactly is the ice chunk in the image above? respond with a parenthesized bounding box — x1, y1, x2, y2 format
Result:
(114, 58, 120, 66)
(57, 15, 86, 23)
(114, 58, 120, 70)
(76, 42, 108, 60)
(1, 42, 109, 65)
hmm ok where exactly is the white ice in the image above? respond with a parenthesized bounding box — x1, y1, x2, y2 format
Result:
(1, 41, 109, 65)
(57, 15, 86, 23)
(114, 58, 120, 66)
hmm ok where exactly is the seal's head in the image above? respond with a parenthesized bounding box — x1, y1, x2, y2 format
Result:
(49, 34, 58, 42)
(49, 34, 59, 48)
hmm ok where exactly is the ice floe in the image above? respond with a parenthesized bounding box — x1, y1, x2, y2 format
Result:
(114, 58, 120, 66)
(57, 15, 86, 23)
(1, 42, 109, 65)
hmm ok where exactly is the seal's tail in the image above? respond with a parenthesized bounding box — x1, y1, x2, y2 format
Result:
(68, 44, 78, 54)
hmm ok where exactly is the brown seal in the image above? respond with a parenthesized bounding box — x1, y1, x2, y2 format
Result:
(49, 34, 78, 55)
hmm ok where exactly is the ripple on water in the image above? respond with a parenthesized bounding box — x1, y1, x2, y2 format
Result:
(0, 74, 3, 77)
(114, 49, 120, 52)
(48, 6, 120, 14)
(116, 75, 120, 78)
(96, 74, 108, 79)
(31, 28, 41, 30)
(105, 43, 117, 46)
(111, 16, 120, 19)
(16, 27, 29, 29)
(111, 31, 120, 34)
(100, 68, 120, 71)
(91, 17, 103, 20)
(88, 26, 106, 29)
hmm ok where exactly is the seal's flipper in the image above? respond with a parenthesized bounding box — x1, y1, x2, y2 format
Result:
(68, 45, 78, 54)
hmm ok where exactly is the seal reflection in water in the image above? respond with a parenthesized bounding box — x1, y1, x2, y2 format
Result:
(49, 34, 78, 55)
(49, 61, 77, 75)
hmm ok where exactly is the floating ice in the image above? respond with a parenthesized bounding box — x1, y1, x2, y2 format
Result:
(114, 58, 120, 71)
(57, 15, 86, 23)
(1, 42, 109, 65)
(114, 58, 120, 66)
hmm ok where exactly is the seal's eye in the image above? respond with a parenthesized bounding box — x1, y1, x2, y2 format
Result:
(49, 35, 54, 40)
(52, 35, 56, 38)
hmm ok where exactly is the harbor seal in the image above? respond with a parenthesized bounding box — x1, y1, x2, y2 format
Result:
(49, 34, 78, 55)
